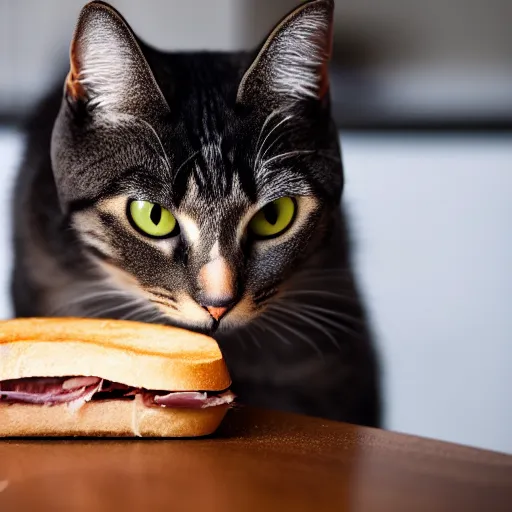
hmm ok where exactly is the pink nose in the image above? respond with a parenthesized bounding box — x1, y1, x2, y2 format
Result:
(206, 306, 228, 321)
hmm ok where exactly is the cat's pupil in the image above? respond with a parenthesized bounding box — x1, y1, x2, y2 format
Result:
(150, 204, 162, 225)
(263, 202, 279, 225)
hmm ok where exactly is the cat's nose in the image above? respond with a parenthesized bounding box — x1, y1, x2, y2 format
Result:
(201, 298, 236, 321)
(205, 306, 228, 321)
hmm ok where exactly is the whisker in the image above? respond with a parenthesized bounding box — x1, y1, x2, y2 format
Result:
(138, 301, 189, 323)
(255, 115, 293, 168)
(279, 289, 358, 303)
(48, 289, 136, 315)
(269, 305, 340, 351)
(256, 316, 291, 349)
(139, 118, 172, 175)
(173, 149, 201, 184)
(255, 108, 285, 151)
(258, 131, 288, 167)
(299, 308, 362, 339)
(260, 149, 315, 169)
(254, 111, 292, 168)
(297, 304, 364, 325)
(141, 307, 170, 325)
(119, 302, 159, 321)
(86, 297, 147, 319)
(262, 313, 324, 356)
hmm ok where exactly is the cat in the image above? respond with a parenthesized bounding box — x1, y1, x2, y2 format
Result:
(11, 0, 381, 427)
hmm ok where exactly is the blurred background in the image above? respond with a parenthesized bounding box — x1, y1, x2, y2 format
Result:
(0, 1, 511, 452)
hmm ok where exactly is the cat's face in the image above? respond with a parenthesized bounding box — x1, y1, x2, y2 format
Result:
(51, 0, 341, 334)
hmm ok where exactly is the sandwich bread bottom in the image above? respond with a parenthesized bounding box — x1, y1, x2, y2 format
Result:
(0, 398, 229, 437)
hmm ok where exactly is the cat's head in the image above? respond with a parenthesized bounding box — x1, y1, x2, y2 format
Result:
(51, 0, 342, 334)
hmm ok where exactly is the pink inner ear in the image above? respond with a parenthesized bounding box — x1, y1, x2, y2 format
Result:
(65, 28, 87, 102)
(65, 65, 86, 103)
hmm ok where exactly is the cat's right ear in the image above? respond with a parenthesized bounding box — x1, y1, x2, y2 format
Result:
(237, 0, 334, 110)
(65, 1, 169, 117)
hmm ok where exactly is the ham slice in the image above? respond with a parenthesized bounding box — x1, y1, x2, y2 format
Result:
(0, 377, 102, 406)
(152, 390, 235, 408)
(62, 377, 102, 390)
(0, 377, 233, 409)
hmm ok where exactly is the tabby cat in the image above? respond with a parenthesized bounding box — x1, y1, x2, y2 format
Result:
(11, 0, 381, 426)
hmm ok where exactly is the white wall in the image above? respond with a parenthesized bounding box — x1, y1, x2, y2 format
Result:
(0, 129, 21, 319)
(342, 133, 512, 454)
(1, 129, 511, 453)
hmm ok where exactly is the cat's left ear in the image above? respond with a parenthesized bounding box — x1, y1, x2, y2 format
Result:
(65, 1, 169, 117)
(237, 0, 334, 108)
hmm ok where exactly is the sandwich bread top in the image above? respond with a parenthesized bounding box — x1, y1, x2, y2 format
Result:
(0, 318, 231, 391)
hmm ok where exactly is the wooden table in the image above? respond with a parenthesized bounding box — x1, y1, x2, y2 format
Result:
(0, 408, 510, 512)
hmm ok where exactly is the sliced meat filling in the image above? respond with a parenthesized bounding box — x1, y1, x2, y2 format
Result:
(0, 377, 234, 410)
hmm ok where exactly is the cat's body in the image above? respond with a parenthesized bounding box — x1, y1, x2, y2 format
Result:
(11, 1, 381, 426)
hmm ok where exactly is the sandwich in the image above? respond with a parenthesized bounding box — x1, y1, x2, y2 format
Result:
(0, 318, 234, 437)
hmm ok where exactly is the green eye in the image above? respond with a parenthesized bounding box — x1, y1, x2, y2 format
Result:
(249, 197, 296, 239)
(128, 200, 179, 238)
